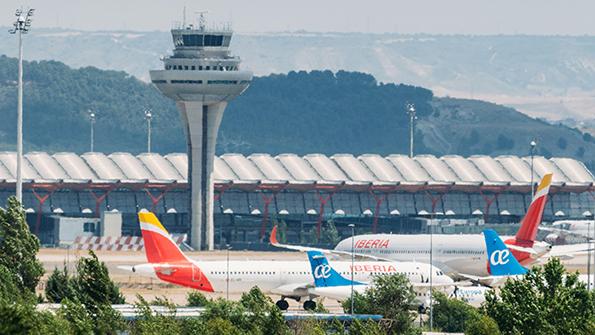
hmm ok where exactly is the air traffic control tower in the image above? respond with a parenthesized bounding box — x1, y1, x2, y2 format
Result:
(150, 17, 252, 250)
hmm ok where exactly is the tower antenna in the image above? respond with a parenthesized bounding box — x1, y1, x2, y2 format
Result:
(183, 6, 186, 27)
(195, 10, 209, 30)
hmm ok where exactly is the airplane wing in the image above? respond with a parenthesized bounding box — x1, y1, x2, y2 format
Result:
(539, 226, 594, 241)
(269, 226, 395, 262)
(457, 273, 519, 287)
(547, 244, 595, 258)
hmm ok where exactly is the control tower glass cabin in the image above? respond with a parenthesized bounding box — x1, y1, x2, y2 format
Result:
(150, 23, 252, 250)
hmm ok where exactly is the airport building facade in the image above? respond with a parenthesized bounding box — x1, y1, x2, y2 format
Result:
(0, 151, 592, 248)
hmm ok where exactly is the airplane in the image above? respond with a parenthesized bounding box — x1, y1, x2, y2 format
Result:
(305, 229, 527, 308)
(305, 249, 453, 307)
(333, 174, 555, 277)
(122, 212, 454, 311)
(449, 229, 528, 305)
(541, 220, 594, 244)
(458, 229, 527, 284)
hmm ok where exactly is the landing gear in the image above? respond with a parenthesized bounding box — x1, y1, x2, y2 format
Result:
(303, 300, 316, 311)
(276, 299, 289, 311)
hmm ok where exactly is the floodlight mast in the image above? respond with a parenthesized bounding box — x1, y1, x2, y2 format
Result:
(195, 11, 209, 30)
(406, 103, 416, 158)
(88, 110, 96, 152)
(8, 8, 34, 204)
(144, 109, 152, 153)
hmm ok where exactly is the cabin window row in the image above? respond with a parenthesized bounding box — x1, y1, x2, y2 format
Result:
(367, 249, 484, 255)
(210, 271, 277, 275)
(166, 65, 238, 71)
(152, 79, 248, 85)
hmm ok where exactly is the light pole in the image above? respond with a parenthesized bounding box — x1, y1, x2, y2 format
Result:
(226, 244, 231, 300)
(530, 139, 537, 198)
(429, 215, 434, 331)
(585, 211, 593, 289)
(406, 103, 416, 158)
(88, 110, 96, 152)
(592, 209, 595, 290)
(144, 109, 152, 153)
(592, 209, 595, 289)
(9, 8, 34, 203)
(348, 223, 355, 314)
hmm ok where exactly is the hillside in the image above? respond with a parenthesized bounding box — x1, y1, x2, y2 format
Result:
(0, 56, 593, 171)
(1, 29, 595, 122)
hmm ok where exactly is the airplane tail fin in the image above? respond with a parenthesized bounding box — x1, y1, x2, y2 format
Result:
(484, 229, 527, 276)
(515, 173, 553, 245)
(306, 250, 361, 287)
(139, 212, 188, 264)
(138, 212, 213, 292)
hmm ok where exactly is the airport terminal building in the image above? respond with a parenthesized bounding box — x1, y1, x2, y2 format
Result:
(0, 151, 592, 248)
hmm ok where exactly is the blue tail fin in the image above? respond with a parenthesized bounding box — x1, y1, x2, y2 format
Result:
(483, 229, 528, 276)
(306, 251, 363, 287)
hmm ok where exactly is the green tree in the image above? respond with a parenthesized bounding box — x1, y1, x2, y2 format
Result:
(276, 219, 288, 244)
(45, 266, 77, 303)
(349, 319, 386, 335)
(262, 304, 291, 335)
(132, 295, 182, 335)
(432, 291, 479, 332)
(557, 136, 568, 150)
(496, 134, 515, 150)
(42, 253, 126, 334)
(0, 197, 44, 293)
(289, 319, 327, 335)
(57, 299, 94, 334)
(0, 302, 71, 335)
(342, 273, 417, 334)
(465, 314, 501, 335)
(0, 264, 22, 303)
(94, 303, 127, 334)
(74, 250, 125, 308)
(238, 287, 290, 334)
(187, 291, 210, 307)
(483, 258, 595, 335)
(201, 299, 249, 333)
(203, 317, 242, 335)
(321, 219, 341, 245)
(180, 318, 207, 335)
(239, 286, 272, 311)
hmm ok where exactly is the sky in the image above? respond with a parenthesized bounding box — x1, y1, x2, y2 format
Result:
(2, 0, 595, 35)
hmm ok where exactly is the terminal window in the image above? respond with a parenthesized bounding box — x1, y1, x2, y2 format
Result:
(182, 34, 224, 47)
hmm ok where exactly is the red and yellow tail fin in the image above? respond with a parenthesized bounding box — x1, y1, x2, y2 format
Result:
(139, 212, 188, 263)
(514, 173, 553, 245)
(138, 212, 213, 292)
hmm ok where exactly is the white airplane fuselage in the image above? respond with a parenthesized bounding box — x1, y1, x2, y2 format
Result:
(335, 234, 490, 276)
(129, 259, 453, 298)
(334, 234, 548, 277)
